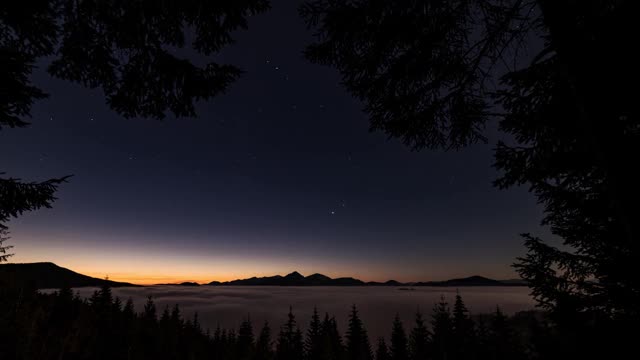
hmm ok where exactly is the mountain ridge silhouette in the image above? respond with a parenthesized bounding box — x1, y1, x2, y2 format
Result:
(0, 262, 139, 289)
(0, 263, 527, 288)
(207, 271, 526, 287)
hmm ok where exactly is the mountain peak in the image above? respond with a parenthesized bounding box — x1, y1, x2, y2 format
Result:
(284, 271, 304, 279)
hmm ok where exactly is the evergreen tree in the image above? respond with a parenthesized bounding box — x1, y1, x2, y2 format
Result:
(346, 305, 373, 360)
(170, 304, 182, 327)
(0, 176, 68, 233)
(302, 0, 640, 328)
(474, 317, 491, 360)
(122, 298, 135, 320)
(0, 229, 13, 262)
(375, 338, 390, 360)
(276, 307, 304, 360)
(452, 293, 475, 360)
(256, 321, 275, 360)
(430, 296, 452, 360)
(306, 307, 323, 360)
(488, 307, 522, 360)
(159, 306, 172, 326)
(226, 329, 239, 360)
(237, 316, 256, 360)
(193, 312, 202, 333)
(409, 311, 430, 360)
(112, 297, 122, 312)
(98, 280, 113, 309)
(390, 315, 409, 360)
(321, 313, 345, 360)
(143, 296, 157, 322)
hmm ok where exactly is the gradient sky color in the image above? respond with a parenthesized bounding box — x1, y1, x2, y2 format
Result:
(0, 1, 550, 285)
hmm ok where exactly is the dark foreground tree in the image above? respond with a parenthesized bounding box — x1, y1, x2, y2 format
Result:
(0, 289, 570, 360)
(452, 293, 475, 359)
(256, 321, 275, 360)
(0, 175, 70, 230)
(346, 305, 373, 360)
(320, 313, 345, 360)
(1, 0, 270, 124)
(301, 0, 640, 328)
(306, 307, 323, 360)
(389, 315, 409, 360)
(408, 311, 430, 360)
(236, 317, 256, 360)
(375, 338, 389, 360)
(276, 307, 304, 360)
(0, 229, 13, 262)
(430, 297, 452, 360)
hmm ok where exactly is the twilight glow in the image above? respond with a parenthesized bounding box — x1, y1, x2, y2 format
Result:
(0, 1, 548, 284)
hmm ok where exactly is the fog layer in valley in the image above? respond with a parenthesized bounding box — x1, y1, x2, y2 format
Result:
(68, 286, 534, 341)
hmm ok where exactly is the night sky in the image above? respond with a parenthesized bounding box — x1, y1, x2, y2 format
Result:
(0, 1, 547, 284)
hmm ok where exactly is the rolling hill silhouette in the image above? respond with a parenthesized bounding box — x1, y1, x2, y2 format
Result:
(210, 271, 365, 286)
(208, 272, 525, 286)
(0, 262, 139, 289)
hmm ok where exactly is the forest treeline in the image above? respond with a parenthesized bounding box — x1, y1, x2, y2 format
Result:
(0, 282, 628, 360)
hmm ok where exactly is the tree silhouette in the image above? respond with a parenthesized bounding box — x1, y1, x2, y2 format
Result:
(256, 321, 275, 360)
(487, 307, 523, 360)
(408, 311, 430, 360)
(375, 338, 390, 360)
(301, 0, 640, 330)
(1, 0, 270, 124)
(452, 293, 475, 360)
(0, 229, 13, 262)
(301, 0, 536, 151)
(346, 305, 373, 360)
(321, 313, 345, 360)
(430, 296, 452, 360)
(0, 290, 582, 360)
(390, 315, 409, 360)
(0, 175, 70, 231)
(306, 307, 324, 360)
(237, 316, 256, 360)
(276, 307, 304, 360)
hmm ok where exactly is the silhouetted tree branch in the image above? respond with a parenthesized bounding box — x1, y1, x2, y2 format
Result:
(301, 0, 640, 326)
(0, 174, 71, 230)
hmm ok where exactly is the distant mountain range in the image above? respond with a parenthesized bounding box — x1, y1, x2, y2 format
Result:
(208, 272, 526, 287)
(0, 263, 527, 288)
(0, 262, 139, 289)
(208, 271, 366, 286)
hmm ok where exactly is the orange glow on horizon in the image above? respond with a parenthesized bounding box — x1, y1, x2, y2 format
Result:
(80, 271, 246, 285)
(11, 235, 518, 285)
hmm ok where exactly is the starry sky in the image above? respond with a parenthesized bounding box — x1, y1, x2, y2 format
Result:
(0, 1, 548, 285)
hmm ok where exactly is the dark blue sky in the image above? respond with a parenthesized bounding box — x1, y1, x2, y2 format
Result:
(0, 1, 548, 283)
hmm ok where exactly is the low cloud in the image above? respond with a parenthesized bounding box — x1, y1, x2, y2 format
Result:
(71, 286, 534, 341)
